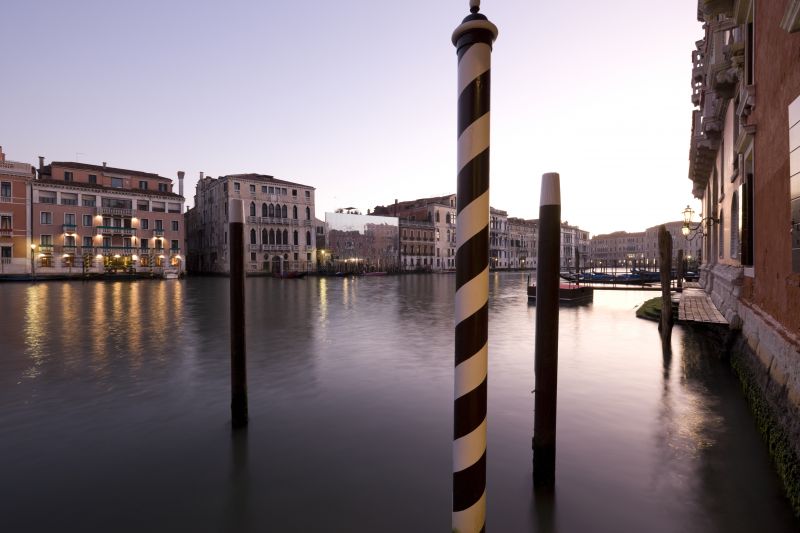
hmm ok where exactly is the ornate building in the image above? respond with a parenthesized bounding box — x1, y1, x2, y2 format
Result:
(186, 173, 316, 274)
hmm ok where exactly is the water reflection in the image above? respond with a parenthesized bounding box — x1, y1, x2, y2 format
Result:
(0, 276, 797, 532)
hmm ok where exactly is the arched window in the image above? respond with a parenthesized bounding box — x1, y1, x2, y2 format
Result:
(281, 205, 287, 218)
(446, 212, 451, 224)
(261, 229, 268, 244)
(269, 229, 275, 244)
(269, 204, 275, 217)
(306, 231, 311, 245)
(293, 230, 299, 245)
(249, 202, 256, 217)
(275, 229, 282, 245)
(293, 206, 298, 219)
(306, 206, 311, 220)
(283, 229, 288, 243)
(250, 228, 256, 244)
(262, 203, 268, 217)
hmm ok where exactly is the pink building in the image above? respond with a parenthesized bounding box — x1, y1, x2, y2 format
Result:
(32, 160, 185, 275)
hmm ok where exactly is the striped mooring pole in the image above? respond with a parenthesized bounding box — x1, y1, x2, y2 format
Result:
(229, 198, 248, 429)
(533, 173, 561, 487)
(451, 1, 497, 531)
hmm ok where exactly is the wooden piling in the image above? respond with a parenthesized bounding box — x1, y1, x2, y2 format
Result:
(229, 198, 248, 428)
(658, 225, 673, 338)
(677, 249, 684, 290)
(533, 173, 561, 488)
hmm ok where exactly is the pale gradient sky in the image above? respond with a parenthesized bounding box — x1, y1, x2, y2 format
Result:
(0, 0, 702, 235)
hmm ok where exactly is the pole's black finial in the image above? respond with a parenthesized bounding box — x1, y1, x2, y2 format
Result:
(470, 0, 480, 13)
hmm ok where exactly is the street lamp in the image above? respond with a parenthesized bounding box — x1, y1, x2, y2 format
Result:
(682, 204, 718, 241)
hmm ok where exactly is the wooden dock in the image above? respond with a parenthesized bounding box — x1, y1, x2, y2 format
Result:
(678, 284, 728, 325)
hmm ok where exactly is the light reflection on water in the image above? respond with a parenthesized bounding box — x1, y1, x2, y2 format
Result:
(0, 275, 796, 532)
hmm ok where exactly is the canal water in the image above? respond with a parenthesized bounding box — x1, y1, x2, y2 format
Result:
(0, 274, 796, 532)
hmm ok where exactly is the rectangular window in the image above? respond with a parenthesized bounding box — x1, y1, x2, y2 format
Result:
(137, 200, 149, 211)
(305, 190, 310, 198)
(249, 184, 256, 193)
(292, 189, 297, 196)
(141, 239, 149, 249)
(171, 240, 179, 250)
(139, 180, 148, 190)
(234, 182, 240, 192)
(167, 203, 181, 213)
(111, 177, 123, 188)
(61, 193, 78, 206)
(83, 236, 92, 248)
(151, 202, 165, 213)
(158, 183, 169, 192)
(103, 237, 111, 248)
(40, 212, 52, 225)
(171, 220, 179, 231)
(40, 235, 53, 245)
(64, 235, 76, 247)
(262, 186, 268, 193)
(82, 195, 96, 207)
(88, 174, 97, 184)
(141, 219, 149, 230)
(250, 252, 256, 261)
(0, 215, 11, 228)
(64, 171, 73, 182)
(64, 213, 76, 225)
(155, 220, 163, 230)
(268, 186, 274, 194)
(1, 182, 11, 197)
(39, 192, 56, 204)
(282, 188, 287, 195)
(81, 214, 91, 227)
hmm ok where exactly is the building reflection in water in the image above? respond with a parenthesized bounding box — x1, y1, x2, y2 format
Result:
(23, 283, 48, 380)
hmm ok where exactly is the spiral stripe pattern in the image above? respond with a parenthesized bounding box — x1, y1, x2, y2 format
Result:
(452, 8, 497, 532)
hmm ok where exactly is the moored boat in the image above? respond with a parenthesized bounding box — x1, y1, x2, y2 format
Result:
(273, 271, 307, 279)
(528, 282, 593, 305)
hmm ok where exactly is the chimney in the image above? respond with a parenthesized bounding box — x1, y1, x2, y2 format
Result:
(177, 170, 185, 198)
(102, 162, 107, 169)
(0, 146, 4, 162)
(38, 156, 44, 170)
(394, 198, 398, 217)
(199, 171, 204, 180)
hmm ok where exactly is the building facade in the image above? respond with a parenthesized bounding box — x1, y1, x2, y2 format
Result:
(373, 195, 456, 271)
(590, 222, 701, 270)
(399, 219, 435, 271)
(186, 173, 316, 274)
(325, 211, 399, 272)
(0, 147, 33, 274)
(32, 159, 185, 275)
(507, 217, 537, 269)
(687, 0, 800, 513)
(489, 207, 509, 269)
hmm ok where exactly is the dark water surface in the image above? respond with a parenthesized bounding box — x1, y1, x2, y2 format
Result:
(0, 274, 796, 532)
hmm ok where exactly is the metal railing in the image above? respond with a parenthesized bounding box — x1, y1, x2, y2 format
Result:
(97, 206, 134, 217)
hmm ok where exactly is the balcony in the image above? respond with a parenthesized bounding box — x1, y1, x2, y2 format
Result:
(153, 229, 165, 238)
(38, 244, 54, 253)
(0, 227, 12, 237)
(249, 244, 260, 251)
(97, 206, 134, 217)
(96, 226, 136, 236)
(62, 224, 77, 234)
(262, 244, 291, 252)
(97, 246, 137, 255)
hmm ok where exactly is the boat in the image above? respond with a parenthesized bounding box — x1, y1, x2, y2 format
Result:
(162, 268, 179, 280)
(528, 282, 593, 305)
(273, 271, 308, 279)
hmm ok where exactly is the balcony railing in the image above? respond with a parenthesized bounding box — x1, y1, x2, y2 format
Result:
(62, 224, 77, 233)
(0, 227, 12, 237)
(153, 229, 165, 237)
(97, 206, 134, 217)
(96, 226, 136, 236)
(38, 244, 54, 253)
(262, 244, 291, 252)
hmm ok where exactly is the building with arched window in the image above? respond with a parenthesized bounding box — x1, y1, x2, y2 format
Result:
(185, 172, 316, 274)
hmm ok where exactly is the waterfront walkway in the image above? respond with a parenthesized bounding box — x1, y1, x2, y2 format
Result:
(678, 283, 728, 325)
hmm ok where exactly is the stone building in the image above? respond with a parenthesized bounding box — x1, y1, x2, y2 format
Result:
(33, 158, 185, 275)
(0, 146, 34, 274)
(399, 219, 435, 271)
(373, 195, 456, 271)
(507, 217, 537, 269)
(560, 222, 590, 271)
(325, 211, 399, 272)
(589, 222, 702, 270)
(686, 0, 800, 512)
(185, 173, 316, 274)
(489, 207, 509, 269)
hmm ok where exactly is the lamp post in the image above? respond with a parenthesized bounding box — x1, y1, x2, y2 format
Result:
(681, 204, 718, 241)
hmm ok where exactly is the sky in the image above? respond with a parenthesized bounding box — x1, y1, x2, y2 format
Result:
(0, 0, 702, 235)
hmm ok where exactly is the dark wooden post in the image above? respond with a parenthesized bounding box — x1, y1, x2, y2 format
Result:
(533, 172, 561, 488)
(677, 249, 684, 290)
(229, 198, 248, 428)
(658, 225, 673, 337)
